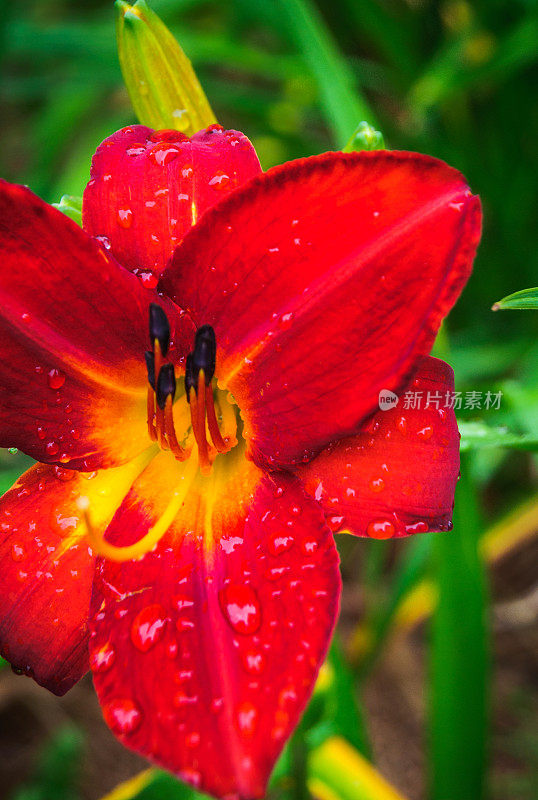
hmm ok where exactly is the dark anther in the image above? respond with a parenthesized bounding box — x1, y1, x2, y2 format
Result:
(192, 325, 216, 383)
(144, 351, 155, 389)
(149, 303, 170, 356)
(184, 353, 196, 401)
(156, 363, 176, 410)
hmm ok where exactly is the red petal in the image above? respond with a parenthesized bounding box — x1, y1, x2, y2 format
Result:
(0, 465, 92, 694)
(89, 452, 340, 799)
(0, 180, 193, 469)
(83, 125, 261, 279)
(161, 151, 481, 469)
(0, 453, 155, 694)
(296, 357, 460, 538)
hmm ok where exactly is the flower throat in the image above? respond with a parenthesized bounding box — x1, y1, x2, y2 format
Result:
(145, 304, 237, 475)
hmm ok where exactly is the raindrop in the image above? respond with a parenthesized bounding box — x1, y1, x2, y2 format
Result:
(209, 170, 231, 190)
(219, 584, 261, 635)
(268, 532, 294, 556)
(242, 650, 266, 675)
(117, 208, 133, 229)
(130, 604, 167, 652)
(237, 701, 258, 736)
(90, 642, 116, 673)
(148, 143, 181, 166)
(366, 519, 395, 539)
(104, 698, 142, 735)
(369, 477, 385, 493)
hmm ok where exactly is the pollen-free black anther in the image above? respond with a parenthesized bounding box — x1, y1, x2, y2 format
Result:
(184, 353, 196, 401)
(149, 303, 170, 356)
(156, 363, 176, 410)
(192, 324, 216, 383)
(144, 350, 155, 390)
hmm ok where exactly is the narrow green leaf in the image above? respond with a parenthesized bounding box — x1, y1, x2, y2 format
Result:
(273, 0, 376, 147)
(428, 456, 489, 800)
(458, 420, 538, 452)
(52, 195, 83, 226)
(492, 286, 538, 311)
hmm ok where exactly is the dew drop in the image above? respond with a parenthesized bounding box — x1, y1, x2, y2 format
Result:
(405, 521, 429, 534)
(369, 477, 385, 493)
(130, 604, 167, 652)
(210, 697, 224, 714)
(103, 698, 142, 735)
(48, 368, 66, 390)
(237, 701, 258, 736)
(219, 584, 261, 635)
(11, 543, 25, 562)
(268, 532, 294, 556)
(209, 170, 231, 190)
(90, 642, 116, 673)
(367, 519, 395, 539)
(242, 649, 266, 675)
(417, 425, 434, 440)
(45, 441, 59, 457)
(117, 208, 133, 229)
(148, 142, 181, 166)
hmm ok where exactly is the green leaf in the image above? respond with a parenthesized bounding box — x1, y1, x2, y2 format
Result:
(11, 726, 84, 800)
(458, 420, 538, 452)
(428, 457, 489, 800)
(52, 195, 83, 226)
(492, 287, 538, 311)
(273, 0, 377, 147)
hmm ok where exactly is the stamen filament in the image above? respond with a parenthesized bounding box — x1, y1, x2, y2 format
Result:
(205, 382, 228, 453)
(165, 396, 190, 461)
(195, 371, 211, 474)
(146, 389, 157, 441)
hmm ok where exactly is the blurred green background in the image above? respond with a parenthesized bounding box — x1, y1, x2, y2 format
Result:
(1, 1, 537, 799)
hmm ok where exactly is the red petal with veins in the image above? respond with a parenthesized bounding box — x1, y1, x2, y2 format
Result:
(83, 125, 261, 279)
(0, 464, 94, 694)
(296, 357, 460, 538)
(89, 451, 340, 800)
(0, 454, 153, 694)
(0, 180, 193, 469)
(161, 151, 481, 469)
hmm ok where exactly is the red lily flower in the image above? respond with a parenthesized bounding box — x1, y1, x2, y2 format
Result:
(0, 124, 481, 800)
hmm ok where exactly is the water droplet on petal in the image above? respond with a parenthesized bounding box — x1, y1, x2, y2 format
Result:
(45, 441, 59, 457)
(369, 477, 385, 493)
(367, 519, 395, 539)
(130, 604, 167, 652)
(237, 701, 258, 736)
(148, 142, 181, 166)
(103, 698, 142, 735)
(219, 584, 261, 635)
(242, 650, 266, 675)
(268, 532, 294, 556)
(417, 425, 434, 440)
(47, 368, 65, 389)
(117, 208, 133, 229)
(209, 170, 230, 190)
(90, 642, 116, 673)
(11, 543, 25, 562)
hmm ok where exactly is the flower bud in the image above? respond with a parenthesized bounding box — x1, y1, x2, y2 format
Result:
(115, 0, 216, 135)
(343, 121, 385, 153)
